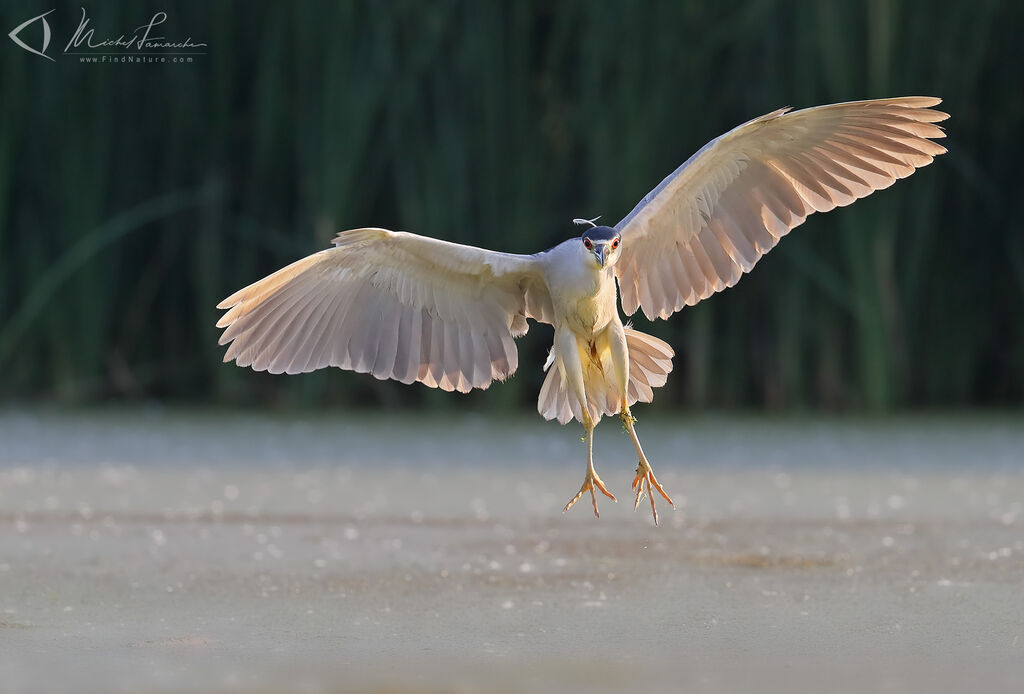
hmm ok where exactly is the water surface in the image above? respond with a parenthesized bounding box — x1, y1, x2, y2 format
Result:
(1, 410, 1022, 693)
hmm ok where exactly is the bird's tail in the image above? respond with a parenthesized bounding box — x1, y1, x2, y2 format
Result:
(537, 327, 674, 425)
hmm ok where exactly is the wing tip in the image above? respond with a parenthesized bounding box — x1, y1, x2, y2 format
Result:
(906, 95, 943, 107)
(331, 227, 392, 247)
(863, 95, 943, 108)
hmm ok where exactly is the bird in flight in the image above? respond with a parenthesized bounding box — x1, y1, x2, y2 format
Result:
(217, 97, 948, 525)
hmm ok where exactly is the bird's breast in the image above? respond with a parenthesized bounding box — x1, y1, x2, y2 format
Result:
(549, 269, 618, 337)
(570, 295, 610, 336)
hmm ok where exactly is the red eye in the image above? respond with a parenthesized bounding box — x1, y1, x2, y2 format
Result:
(583, 238, 592, 250)
(612, 238, 620, 249)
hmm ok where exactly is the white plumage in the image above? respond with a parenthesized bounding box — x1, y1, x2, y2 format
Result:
(217, 97, 948, 524)
(614, 97, 948, 320)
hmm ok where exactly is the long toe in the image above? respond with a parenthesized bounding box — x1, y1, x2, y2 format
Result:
(593, 474, 617, 502)
(632, 466, 675, 526)
(563, 480, 590, 514)
(648, 477, 660, 526)
(631, 470, 647, 511)
(649, 470, 675, 507)
(565, 473, 616, 518)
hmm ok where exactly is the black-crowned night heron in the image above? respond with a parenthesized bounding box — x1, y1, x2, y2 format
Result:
(217, 97, 947, 524)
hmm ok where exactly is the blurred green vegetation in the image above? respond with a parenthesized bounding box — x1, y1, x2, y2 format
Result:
(1, 0, 1021, 411)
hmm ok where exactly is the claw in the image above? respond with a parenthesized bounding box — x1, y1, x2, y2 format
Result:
(631, 472, 646, 511)
(564, 471, 617, 518)
(631, 461, 674, 526)
(620, 407, 675, 526)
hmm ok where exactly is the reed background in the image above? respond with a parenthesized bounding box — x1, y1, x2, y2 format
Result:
(1, 0, 1021, 412)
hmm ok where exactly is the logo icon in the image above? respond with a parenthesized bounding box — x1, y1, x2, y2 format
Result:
(8, 9, 55, 61)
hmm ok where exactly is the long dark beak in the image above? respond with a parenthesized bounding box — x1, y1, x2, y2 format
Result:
(594, 244, 608, 268)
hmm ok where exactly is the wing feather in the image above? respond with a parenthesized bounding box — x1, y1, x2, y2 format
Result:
(442, 322, 462, 392)
(217, 228, 551, 392)
(615, 97, 948, 320)
(251, 281, 326, 372)
(275, 282, 343, 374)
(300, 289, 346, 374)
(371, 296, 401, 380)
(391, 305, 413, 384)
(678, 244, 707, 303)
(277, 287, 335, 375)
(457, 328, 476, 389)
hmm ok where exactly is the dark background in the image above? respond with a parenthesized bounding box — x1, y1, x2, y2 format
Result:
(1, 0, 1021, 412)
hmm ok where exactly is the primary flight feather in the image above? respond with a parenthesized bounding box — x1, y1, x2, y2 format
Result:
(218, 97, 948, 524)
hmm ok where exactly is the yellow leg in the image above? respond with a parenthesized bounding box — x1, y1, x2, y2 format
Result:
(620, 406, 674, 526)
(556, 328, 616, 518)
(563, 414, 617, 518)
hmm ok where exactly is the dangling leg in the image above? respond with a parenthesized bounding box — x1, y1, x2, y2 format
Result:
(562, 412, 616, 517)
(607, 320, 674, 526)
(556, 328, 616, 518)
(621, 410, 674, 525)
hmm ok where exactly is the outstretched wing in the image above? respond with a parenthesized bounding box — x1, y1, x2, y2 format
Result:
(216, 228, 554, 393)
(614, 97, 949, 320)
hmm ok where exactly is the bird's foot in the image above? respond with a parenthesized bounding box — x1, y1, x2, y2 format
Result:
(631, 458, 674, 526)
(563, 469, 617, 518)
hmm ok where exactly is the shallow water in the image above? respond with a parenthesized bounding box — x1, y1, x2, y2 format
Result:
(1, 410, 1022, 693)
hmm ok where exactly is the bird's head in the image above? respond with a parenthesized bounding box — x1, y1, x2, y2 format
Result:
(579, 224, 622, 269)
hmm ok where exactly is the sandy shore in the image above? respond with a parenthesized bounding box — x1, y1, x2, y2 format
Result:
(1, 410, 1022, 693)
